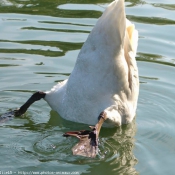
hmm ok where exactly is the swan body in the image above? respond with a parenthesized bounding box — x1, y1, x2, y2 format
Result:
(45, 0, 139, 127)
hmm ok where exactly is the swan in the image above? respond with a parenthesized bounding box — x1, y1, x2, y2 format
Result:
(1, 0, 139, 157)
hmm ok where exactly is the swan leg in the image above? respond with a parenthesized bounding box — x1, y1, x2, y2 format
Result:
(63, 111, 107, 158)
(14, 91, 46, 116)
(0, 92, 46, 122)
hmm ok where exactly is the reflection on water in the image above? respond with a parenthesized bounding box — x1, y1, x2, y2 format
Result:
(1, 111, 138, 174)
(0, 0, 175, 174)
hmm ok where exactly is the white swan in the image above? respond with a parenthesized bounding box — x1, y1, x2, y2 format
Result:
(1, 0, 139, 157)
(45, 0, 139, 127)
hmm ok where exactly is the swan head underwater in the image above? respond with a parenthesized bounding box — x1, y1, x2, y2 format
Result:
(1, 0, 139, 158)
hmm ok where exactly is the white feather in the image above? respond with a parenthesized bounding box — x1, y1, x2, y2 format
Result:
(45, 0, 139, 127)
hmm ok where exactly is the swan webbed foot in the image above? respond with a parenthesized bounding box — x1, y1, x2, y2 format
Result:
(13, 108, 25, 117)
(14, 91, 46, 117)
(63, 111, 107, 158)
(0, 91, 46, 123)
(0, 110, 16, 123)
(63, 128, 98, 158)
(0, 108, 27, 124)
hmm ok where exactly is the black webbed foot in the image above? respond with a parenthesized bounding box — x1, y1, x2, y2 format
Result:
(0, 110, 16, 123)
(0, 91, 46, 123)
(63, 127, 99, 158)
(15, 91, 46, 117)
(63, 128, 98, 146)
(63, 130, 91, 137)
(89, 127, 98, 147)
(63, 112, 107, 158)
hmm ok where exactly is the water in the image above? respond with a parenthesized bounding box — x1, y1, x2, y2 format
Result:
(0, 0, 175, 174)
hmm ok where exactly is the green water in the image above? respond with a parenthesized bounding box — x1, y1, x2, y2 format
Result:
(0, 0, 175, 174)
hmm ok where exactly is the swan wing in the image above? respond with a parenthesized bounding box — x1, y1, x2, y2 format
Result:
(46, 0, 139, 125)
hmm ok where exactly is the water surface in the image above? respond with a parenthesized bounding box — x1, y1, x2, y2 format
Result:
(0, 0, 175, 174)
